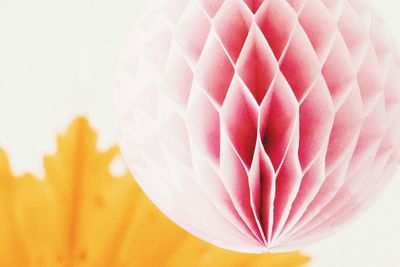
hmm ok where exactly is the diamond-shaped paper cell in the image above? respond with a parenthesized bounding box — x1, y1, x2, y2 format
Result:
(116, 0, 400, 252)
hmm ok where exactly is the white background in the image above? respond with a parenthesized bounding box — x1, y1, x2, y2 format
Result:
(0, 0, 400, 266)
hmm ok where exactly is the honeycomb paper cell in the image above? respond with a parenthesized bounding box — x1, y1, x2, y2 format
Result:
(115, 0, 400, 252)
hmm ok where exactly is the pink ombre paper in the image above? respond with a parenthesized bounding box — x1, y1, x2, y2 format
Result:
(115, 0, 400, 252)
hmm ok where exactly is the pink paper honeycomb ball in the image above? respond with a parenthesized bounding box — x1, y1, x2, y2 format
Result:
(116, 0, 400, 252)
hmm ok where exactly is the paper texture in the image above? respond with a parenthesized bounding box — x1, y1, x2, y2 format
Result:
(116, 0, 400, 252)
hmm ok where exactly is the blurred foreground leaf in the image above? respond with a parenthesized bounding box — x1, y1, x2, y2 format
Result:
(0, 117, 310, 267)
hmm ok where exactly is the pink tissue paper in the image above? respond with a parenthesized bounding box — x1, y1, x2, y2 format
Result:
(115, 0, 400, 252)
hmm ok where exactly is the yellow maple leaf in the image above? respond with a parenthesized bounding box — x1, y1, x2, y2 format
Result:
(0, 117, 311, 267)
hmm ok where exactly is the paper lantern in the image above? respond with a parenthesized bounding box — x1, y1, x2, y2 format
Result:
(115, 0, 400, 252)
